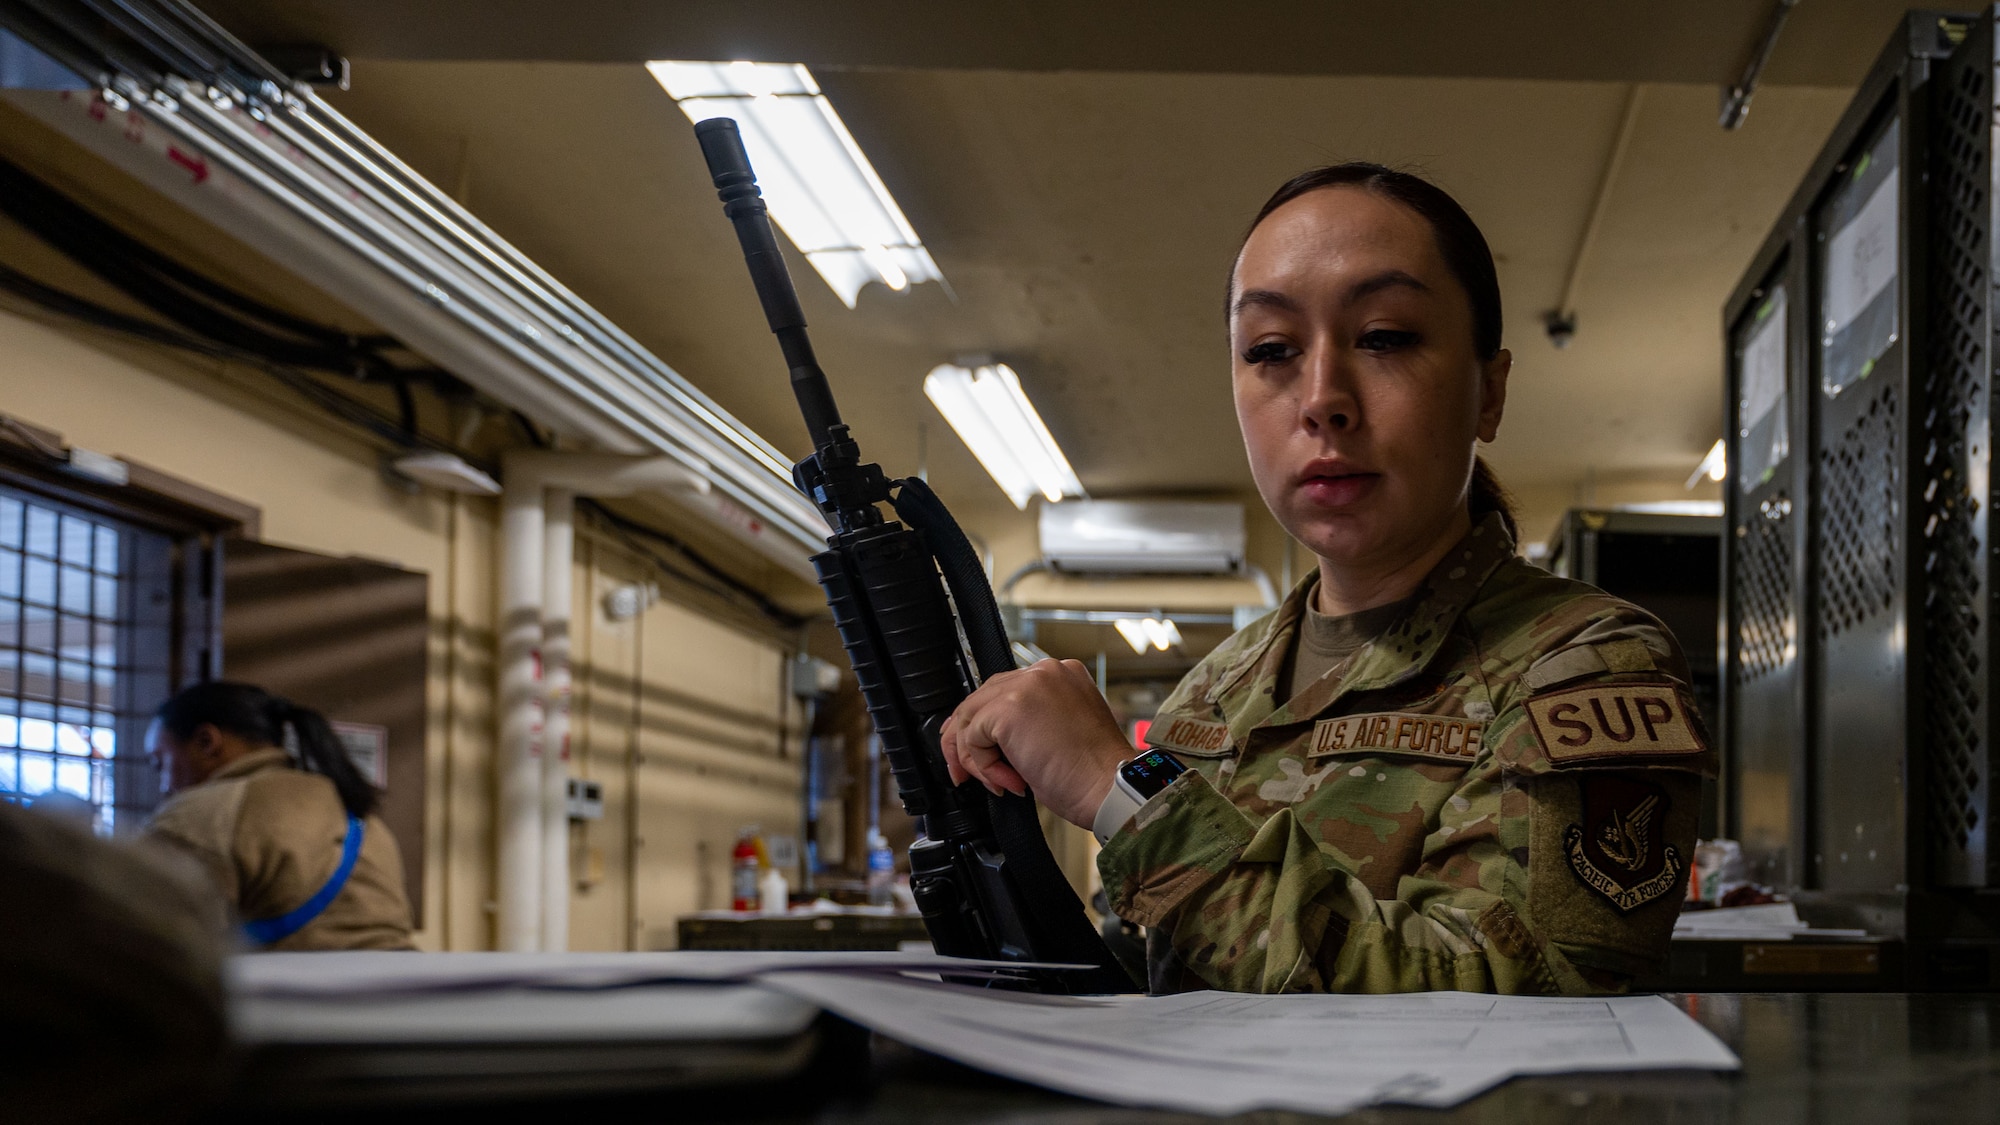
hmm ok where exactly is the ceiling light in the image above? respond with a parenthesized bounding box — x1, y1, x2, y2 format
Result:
(1114, 619, 1151, 654)
(1114, 617, 1180, 654)
(648, 60, 944, 309)
(924, 362, 1084, 510)
(392, 452, 502, 495)
(1685, 439, 1727, 490)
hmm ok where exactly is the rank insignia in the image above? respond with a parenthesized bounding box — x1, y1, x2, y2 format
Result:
(1563, 776, 1683, 913)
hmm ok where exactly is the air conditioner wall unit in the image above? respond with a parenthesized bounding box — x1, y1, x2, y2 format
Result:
(1038, 500, 1245, 574)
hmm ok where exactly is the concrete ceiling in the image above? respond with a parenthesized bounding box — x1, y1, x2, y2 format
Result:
(203, 0, 1933, 86)
(293, 55, 1851, 539)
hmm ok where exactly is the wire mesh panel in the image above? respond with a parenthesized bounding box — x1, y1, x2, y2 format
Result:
(0, 486, 168, 833)
(1817, 383, 1903, 641)
(1728, 264, 1807, 888)
(1734, 494, 1797, 683)
(1731, 488, 1801, 885)
(1811, 107, 1909, 894)
(1921, 27, 1994, 887)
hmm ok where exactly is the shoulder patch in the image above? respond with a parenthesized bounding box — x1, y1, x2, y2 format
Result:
(1310, 712, 1484, 764)
(1145, 715, 1233, 756)
(1523, 683, 1704, 765)
(1563, 776, 1685, 912)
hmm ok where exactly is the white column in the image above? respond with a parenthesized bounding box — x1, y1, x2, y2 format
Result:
(494, 450, 701, 951)
(540, 487, 575, 952)
(496, 467, 545, 951)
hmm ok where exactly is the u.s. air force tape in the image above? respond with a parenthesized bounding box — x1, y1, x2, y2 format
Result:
(1523, 683, 1705, 765)
(1310, 712, 1484, 763)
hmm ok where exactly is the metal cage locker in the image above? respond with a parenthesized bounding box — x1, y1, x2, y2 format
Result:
(1723, 234, 1810, 893)
(1720, 13, 2000, 983)
(1918, 15, 1997, 891)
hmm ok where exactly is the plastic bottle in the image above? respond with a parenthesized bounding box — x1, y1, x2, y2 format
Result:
(866, 829, 894, 907)
(759, 866, 789, 915)
(732, 827, 762, 911)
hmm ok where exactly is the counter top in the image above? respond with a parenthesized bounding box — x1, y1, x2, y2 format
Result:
(219, 991, 2000, 1123)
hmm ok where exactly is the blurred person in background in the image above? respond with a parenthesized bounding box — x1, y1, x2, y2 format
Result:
(144, 681, 414, 950)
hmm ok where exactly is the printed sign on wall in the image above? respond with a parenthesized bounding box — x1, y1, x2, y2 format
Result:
(331, 720, 390, 790)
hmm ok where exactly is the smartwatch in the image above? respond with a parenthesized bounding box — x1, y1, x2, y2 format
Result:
(1091, 747, 1189, 845)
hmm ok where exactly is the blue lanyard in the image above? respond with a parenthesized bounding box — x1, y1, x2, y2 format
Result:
(242, 815, 364, 946)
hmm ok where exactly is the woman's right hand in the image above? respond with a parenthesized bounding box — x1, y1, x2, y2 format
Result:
(939, 659, 1135, 829)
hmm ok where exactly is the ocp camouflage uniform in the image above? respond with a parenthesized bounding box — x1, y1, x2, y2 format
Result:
(1097, 512, 1713, 995)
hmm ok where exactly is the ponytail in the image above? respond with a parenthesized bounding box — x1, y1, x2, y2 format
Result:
(155, 681, 377, 818)
(1469, 456, 1519, 542)
(284, 702, 377, 819)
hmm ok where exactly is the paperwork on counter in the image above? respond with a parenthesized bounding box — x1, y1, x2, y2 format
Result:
(228, 950, 1739, 1116)
(227, 948, 1048, 1000)
(763, 970, 1741, 1117)
(227, 951, 1067, 1108)
(1672, 901, 1869, 941)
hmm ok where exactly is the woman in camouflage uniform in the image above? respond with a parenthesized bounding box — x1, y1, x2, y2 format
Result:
(942, 164, 1711, 995)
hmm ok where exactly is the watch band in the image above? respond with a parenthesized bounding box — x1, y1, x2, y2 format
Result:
(1092, 773, 1147, 845)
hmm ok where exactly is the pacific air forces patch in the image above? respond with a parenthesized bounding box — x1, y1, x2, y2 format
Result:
(1563, 776, 1684, 912)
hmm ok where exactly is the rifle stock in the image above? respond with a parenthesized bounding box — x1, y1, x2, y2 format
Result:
(693, 117, 1132, 993)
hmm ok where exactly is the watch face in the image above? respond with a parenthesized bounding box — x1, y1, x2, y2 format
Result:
(1121, 748, 1188, 799)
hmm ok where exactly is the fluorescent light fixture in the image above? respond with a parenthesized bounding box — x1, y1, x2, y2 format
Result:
(1114, 617, 1181, 654)
(1618, 500, 1725, 517)
(648, 60, 944, 308)
(1113, 618, 1150, 654)
(924, 362, 1084, 509)
(1685, 439, 1727, 489)
(392, 452, 502, 495)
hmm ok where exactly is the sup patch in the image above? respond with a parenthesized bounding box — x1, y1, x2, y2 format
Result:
(1562, 776, 1684, 913)
(1525, 683, 1705, 765)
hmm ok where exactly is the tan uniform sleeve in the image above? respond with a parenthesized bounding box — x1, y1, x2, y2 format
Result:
(141, 780, 251, 910)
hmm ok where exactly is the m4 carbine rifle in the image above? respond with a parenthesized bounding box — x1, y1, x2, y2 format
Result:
(694, 117, 1132, 994)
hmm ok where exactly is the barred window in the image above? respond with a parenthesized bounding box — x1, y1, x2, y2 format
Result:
(0, 485, 176, 833)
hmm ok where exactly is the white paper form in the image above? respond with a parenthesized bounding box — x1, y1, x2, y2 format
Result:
(227, 948, 1066, 999)
(1674, 901, 1868, 941)
(227, 950, 1069, 1047)
(1740, 290, 1788, 429)
(763, 973, 1740, 1117)
(1823, 173, 1898, 339)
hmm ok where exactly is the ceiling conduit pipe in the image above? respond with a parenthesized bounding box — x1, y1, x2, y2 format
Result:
(0, 5, 830, 578)
(498, 452, 706, 952)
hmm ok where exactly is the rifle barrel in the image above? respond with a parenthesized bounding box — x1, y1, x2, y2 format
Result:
(694, 117, 844, 450)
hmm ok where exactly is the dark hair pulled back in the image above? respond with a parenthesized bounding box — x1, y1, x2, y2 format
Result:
(156, 681, 375, 818)
(1235, 162, 1518, 539)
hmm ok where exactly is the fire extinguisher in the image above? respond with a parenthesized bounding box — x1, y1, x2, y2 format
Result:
(732, 827, 761, 911)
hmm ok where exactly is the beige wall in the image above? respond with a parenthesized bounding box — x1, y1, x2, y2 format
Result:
(0, 305, 803, 950)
